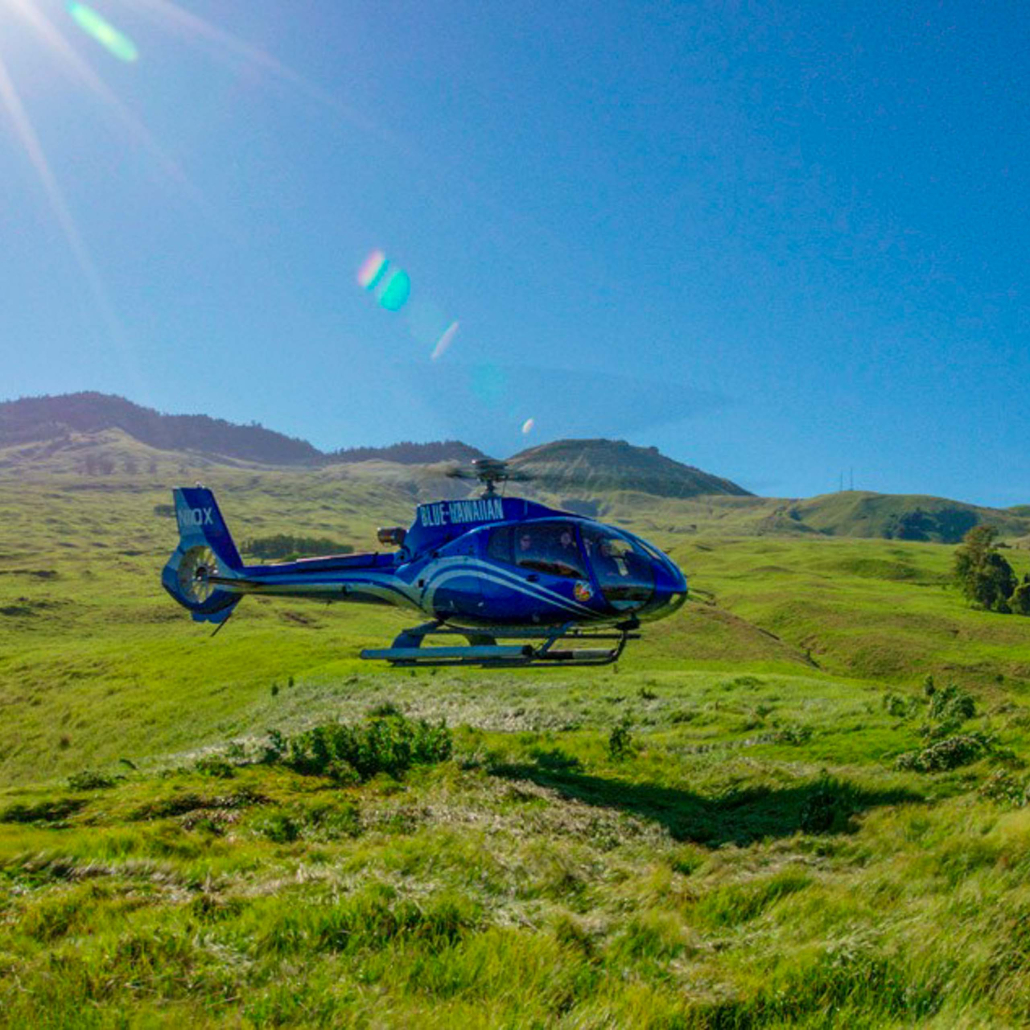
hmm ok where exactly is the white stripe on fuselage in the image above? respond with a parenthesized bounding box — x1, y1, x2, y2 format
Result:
(217, 554, 598, 620)
(423, 557, 597, 618)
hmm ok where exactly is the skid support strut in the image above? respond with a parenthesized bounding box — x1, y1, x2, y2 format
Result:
(360, 621, 640, 667)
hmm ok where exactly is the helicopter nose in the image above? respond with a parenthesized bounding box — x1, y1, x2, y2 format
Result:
(639, 561, 688, 620)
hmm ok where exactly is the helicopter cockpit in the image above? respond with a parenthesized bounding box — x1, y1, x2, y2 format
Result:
(482, 518, 684, 617)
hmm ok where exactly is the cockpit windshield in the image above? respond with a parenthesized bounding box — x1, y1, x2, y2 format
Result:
(580, 525, 655, 610)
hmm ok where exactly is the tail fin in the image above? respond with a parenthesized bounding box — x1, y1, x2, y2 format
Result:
(161, 487, 243, 624)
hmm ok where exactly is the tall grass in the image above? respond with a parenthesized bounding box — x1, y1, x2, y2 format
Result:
(5, 465, 1030, 1024)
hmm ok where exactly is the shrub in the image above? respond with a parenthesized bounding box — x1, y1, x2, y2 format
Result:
(256, 810, 301, 844)
(368, 700, 402, 718)
(193, 756, 235, 779)
(608, 716, 635, 761)
(895, 733, 992, 772)
(928, 683, 975, 724)
(1010, 581, 1030, 616)
(774, 725, 813, 746)
(882, 692, 914, 719)
(979, 770, 1030, 807)
(269, 714, 452, 781)
(922, 682, 977, 738)
(67, 769, 117, 791)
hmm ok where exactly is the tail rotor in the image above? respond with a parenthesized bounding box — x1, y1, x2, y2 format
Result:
(161, 487, 242, 624)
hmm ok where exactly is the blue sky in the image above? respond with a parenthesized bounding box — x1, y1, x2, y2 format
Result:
(2, 0, 1028, 505)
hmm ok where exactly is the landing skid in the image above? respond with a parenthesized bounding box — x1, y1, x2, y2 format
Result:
(359, 620, 640, 667)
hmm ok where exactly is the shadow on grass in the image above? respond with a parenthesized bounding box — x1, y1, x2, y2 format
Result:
(489, 759, 924, 846)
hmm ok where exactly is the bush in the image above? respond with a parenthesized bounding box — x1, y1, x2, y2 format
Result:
(979, 770, 1030, 807)
(1011, 581, 1030, 616)
(928, 683, 975, 726)
(268, 715, 452, 781)
(883, 691, 917, 719)
(774, 725, 813, 746)
(895, 733, 992, 772)
(67, 769, 117, 791)
(921, 682, 977, 739)
(256, 810, 301, 844)
(368, 700, 402, 718)
(193, 756, 235, 779)
(608, 716, 635, 761)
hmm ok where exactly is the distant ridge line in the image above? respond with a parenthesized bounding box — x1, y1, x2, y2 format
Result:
(0, 392, 484, 467)
(0, 392, 753, 499)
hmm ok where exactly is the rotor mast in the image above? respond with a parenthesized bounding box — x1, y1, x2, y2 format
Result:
(446, 457, 529, 497)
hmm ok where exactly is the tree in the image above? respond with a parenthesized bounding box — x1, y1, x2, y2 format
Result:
(953, 525, 1017, 612)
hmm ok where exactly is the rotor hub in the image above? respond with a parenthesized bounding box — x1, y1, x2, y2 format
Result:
(178, 545, 218, 604)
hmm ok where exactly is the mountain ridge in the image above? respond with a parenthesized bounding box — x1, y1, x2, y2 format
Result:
(0, 392, 745, 497)
(2, 392, 1028, 544)
(0, 393, 485, 468)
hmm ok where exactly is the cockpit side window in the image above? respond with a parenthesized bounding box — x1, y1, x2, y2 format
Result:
(512, 522, 586, 579)
(582, 526, 655, 609)
(486, 525, 513, 565)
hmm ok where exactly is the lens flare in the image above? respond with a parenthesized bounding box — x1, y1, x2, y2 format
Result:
(431, 320, 459, 360)
(357, 249, 387, 290)
(521, 418, 535, 434)
(375, 267, 410, 311)
(357, 250, 410, 312)
(67, 3, 138, 62)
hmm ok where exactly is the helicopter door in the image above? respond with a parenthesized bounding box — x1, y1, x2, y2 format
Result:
(581, 527, 655, 611)
(483, 522, 589, 622)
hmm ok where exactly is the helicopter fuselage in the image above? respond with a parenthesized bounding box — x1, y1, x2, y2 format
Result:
(163, 489, 688, 634)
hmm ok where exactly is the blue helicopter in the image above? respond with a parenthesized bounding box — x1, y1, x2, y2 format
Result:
(161, 459, 688, 666)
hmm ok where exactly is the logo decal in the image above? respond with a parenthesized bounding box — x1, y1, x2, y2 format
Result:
(177, 506, 214, 530)
(574, 580, 593, 603)
(418, 497, 505, 527)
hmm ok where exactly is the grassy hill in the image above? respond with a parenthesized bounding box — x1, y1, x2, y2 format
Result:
(510, 437, 751, 499)
(5, 460, 1030, 1024)
(0, 392, 321, 466)
(0, 393, 486, 469)
(6, 394, 1026, 549)
(583, 490, 1030, 547)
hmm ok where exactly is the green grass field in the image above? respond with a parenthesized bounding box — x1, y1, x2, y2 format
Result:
(4, 457, 1030, 1026)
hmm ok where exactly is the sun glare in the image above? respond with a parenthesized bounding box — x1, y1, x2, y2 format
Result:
(67, 3, 137, 62)
(0, 0, 374, 378)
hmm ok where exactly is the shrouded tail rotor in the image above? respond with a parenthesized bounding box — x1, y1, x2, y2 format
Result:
(162, 487, 241, 624)
(177, 545, 219, 604)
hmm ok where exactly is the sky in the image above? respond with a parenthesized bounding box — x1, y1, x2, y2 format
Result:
(1, 0, 1028, 506)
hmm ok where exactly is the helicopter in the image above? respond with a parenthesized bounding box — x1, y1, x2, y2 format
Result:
(161, 458, 688, 666)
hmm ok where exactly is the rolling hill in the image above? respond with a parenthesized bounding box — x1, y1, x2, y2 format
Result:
(509, 437, 751, 498)
(2, 392, 1028, 544)
(0, 393, 484, 469)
